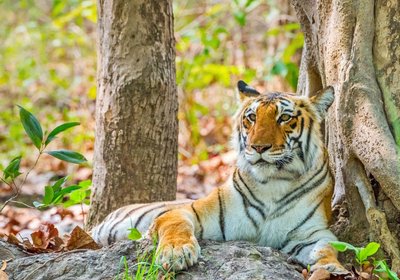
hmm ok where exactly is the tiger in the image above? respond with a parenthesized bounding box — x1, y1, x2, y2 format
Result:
(91, 80, 347, 275)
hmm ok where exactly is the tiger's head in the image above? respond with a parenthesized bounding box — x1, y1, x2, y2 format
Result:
(233, 80, 334, 182)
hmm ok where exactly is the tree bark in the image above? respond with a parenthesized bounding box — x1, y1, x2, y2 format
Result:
(86, 0, 178, 230)
(292, 0, 400, 269)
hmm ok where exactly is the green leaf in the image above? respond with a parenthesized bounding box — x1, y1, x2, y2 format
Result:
(70, 189, 86, 202)
(127, 228, 142, 241)
(3, 156, 22, 180)
(329, 241, 358, 252)
(17, 105, 43, 150)
(380, 260, 400, 280)
(45, 150, 87, 164)
(59, 185, 82, 195)
(51, 177, 68, 193)
(266, 28, 280, 37)
(45, 122, 80, 146)
(234, 10, 246, 26)
(78, 179, 91, 189)
(283, 23, 301, 31)
(84, 199, 90, 205)
(359, 242, 380, 262)
(52, 185, 82, 204)
(271, 61, 288, 77)
(43, 186, 54, 205)
(33, 201, 45, 208)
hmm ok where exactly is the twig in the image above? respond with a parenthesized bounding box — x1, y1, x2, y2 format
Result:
(22, 249, 88, 280)
(0, 177, 15, 192)
(9, 200, 35, 209)
(0, 150, 43, 212)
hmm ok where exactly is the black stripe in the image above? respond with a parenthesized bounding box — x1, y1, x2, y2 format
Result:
(305, 118, 314, 155)
(155, 210, 169, 218)
(108, 204, 148, 245)
(218, 188, 226, 241)
(279, 199, 325, 251)
(233, 174, 265, 219)
(287, 198, 325, 237)
(237, 170, 266, 208)
(289, 240, 319, 256)
(191, 203, 203, 239)
(232, 179, 260, 228)
(283, 109, 293, 113)
(283, 168, 328, 206)
(276, 159, 327, 203)
(280, 101, 289, 106)
(134, 201, 191, 229)
(96, 220, 106, 239)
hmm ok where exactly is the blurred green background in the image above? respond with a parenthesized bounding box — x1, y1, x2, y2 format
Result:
(0, 0, 302, 182)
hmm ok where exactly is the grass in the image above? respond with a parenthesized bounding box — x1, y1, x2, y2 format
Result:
(114, 238, 176, 280)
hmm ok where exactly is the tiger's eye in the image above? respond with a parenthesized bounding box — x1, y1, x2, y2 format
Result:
(280, 114, 291, 122)
(247, 113, 256, 122)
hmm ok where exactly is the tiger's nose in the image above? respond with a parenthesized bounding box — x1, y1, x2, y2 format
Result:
(251, 144, 272, 154)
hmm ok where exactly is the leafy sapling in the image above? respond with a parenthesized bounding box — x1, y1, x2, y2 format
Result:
(329, 241, 400, 279)
(0, 106, 87, 212)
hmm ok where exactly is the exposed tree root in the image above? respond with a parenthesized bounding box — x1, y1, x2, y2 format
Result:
(292, 0, 400, 269)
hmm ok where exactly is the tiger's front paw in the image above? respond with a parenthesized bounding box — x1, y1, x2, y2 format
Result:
(157, 235, 201, 271)
(310, 261, 348, 275)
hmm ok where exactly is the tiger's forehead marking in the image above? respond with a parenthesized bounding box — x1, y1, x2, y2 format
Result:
(247, 92, 296, 117)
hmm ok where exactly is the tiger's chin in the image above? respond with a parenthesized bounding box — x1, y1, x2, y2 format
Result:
(238, 153, 306, 183)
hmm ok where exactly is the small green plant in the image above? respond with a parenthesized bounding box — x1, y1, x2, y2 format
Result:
(330, 241, 399, 280)
(0, 106, 88, 212)
(115, 228, 175, 280)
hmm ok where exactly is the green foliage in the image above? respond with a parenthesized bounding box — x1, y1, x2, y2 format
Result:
(34, 178, 91, 209)
(374, 260, 400, 280)
(330, 241, 380, 264)
(330, 241, 399, 280)
(44, 149, 87, 164)
(114, 236, 174, 280)
(45, 122, 80, 146)
(0, 0, 96, 165)
(127, 228, 142, 241)
(3, 156, 22, 180)
(1, 106, 88, 211)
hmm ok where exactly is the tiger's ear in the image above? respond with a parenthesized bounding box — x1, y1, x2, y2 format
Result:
(309, 86, 335, 119)
(236, 80, 260, 103)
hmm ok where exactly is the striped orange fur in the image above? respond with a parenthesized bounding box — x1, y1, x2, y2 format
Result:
(92, 80, 347, 274)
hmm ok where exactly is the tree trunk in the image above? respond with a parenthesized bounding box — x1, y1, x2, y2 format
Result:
(86, 0, 178, 230)
(292, 0, 400, 269)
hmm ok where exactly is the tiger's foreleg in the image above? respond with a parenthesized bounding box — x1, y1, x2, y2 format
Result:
(148, 208, 201, 271)
(307, 240, 348, 274)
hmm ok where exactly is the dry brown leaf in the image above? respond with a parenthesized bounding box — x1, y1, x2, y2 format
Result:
(309, 268, 330, 280)
(0, 262, 8, 280)
(6, 233, 21, 245)
(31, 224, 59, 249)
(0, 271, 8, 280)
(66, 226, 100, 250)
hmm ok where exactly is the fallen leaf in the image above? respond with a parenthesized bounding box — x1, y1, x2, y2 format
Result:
(6, 233, 21, 245)
(0, 271, 8, 280)
(66, 226, 100, 250)
(30, 224, 59, 249)
(309, 268, 330, 280)
(0, 261, 8, 280)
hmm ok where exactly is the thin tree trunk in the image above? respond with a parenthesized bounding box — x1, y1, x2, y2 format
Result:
(86, 0, 178, 230)
(292, 0, 400, 269)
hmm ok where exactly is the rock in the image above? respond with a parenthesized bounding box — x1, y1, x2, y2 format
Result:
(1, 239, 303, 280)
